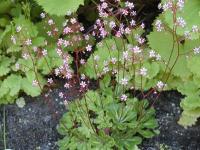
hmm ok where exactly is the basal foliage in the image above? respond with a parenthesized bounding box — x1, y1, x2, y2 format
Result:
(58, 89, 158, 150)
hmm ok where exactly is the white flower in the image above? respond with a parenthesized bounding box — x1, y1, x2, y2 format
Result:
(158, 3, 162, 10)
(16, 26, 22, 32)
(132, 46, 141, 54)
(59, 92, 64, 98)
(192, 25, 198, 33)
(70, 18, 77, 24)
(33, 46, 38, 52)
(125, 2, 134, 9)
(125, 27, 131, 34)
(65, 72, 72, 79)
(11, 35, 16, 44)
(25, 39, 32, 46)
(162, 1, 172, 11)
(137, 37, 145, 44)
(101, 2, 108, 9)
(80, 81, 87, 88)
(47, 78, 53, 84)
(56, 48, 62, 56)
(177, 0, 184, 10)
(120, 94, 127, 101)
(22, 53, 29, 60)
(156, 54, 161, 61)
(94, 55, 100, 61)
(86, 45, 92, 52)
(184, 31, 191, 39)
(130, 10, 137, 16)
(193, 47, 200, 54)
(155, 20, 164, 32)
(177, 17, 186, 28)
(64, 83, 70, 89)
(109, 21, 116, 29)
(103, 66, 109, 73)
(40, 12, 46, 18)
(63, 40, 70, 47)
(55, 68, 60, 76)
(80, 26, 85, 31)
(32, 80, 38, 87)
(130, 20, 136, 26)
(141, 23, 145, 29)
(149, 50, 156, 58)
(111, 57, 117, 64)
(120, 78, 128, 85)
(42, 49, 48, 56)
(48, 19, 54, 25)
(84, 35, 90, 40)
(123, 51, 129, 60)
(139, 67, 148, 76)
(80, 59, 85, 64)
(156, 81, 166, 89)
(47, 31, 52, 36)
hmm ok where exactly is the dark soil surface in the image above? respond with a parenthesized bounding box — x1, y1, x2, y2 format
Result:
(141, 91, 200, 150)
(0, 80, 81, 150)
(0, 84, 200, 150)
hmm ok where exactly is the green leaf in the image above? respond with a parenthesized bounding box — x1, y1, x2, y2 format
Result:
(179, 108, 200, 127)
(187, 55, 200, 77)
(164, 0, 200, 39)
(14, 16, 38, 38)
(21, 71, 46, 97)
(7, 45, 21, 53)
(138, 130, 155, 138)
(0, 1, 13, 14)
(100, 74, 111, 89)
(142, 119, 158, 129)
(36, 0, 84, 16)
(0, 25, 11, 48)
(143, 62, 160, 79)
(32, 37, 46, 46)
(177, 80, 200, 95)
(3, 74, 22, 96)
(147, 29, 191, 78)
(115, 136, 142, 149)
(179, 95, 200, 127)
(0, 56, 12, 76)
(0, 74, 22, 100)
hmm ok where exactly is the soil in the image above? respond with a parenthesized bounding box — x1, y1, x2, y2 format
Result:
(1, 82, 200, 150)
(0, 80, 81, 150)
(141, 91, 200, 150)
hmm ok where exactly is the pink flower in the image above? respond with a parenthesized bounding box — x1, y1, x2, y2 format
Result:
(63, 27, 72, 34)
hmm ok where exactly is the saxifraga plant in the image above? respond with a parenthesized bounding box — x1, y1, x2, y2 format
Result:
(2, 0, 200, 149)
(55, 0, 200, 149)
(56, 1, 161, 149)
